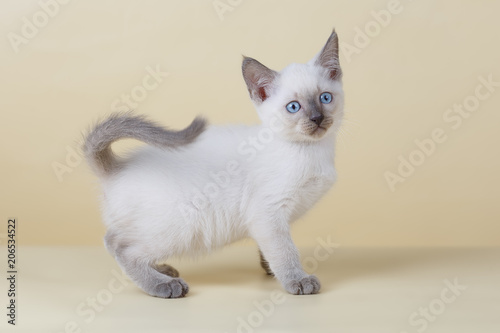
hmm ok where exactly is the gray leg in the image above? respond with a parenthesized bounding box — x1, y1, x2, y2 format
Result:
(104, 231, 188, 298)
(155, 263, 180, 278)
(259, 250, 274, 276)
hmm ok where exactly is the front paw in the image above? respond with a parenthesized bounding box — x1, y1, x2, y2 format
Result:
(152, 278, 189, 298)
(284, 275, 321, 295)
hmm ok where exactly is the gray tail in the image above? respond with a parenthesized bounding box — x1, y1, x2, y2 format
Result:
(83, 112, 207, 176)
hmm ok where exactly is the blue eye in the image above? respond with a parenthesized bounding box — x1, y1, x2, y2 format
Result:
(320, 92, 332, 104)
(286, 101, 301, 113)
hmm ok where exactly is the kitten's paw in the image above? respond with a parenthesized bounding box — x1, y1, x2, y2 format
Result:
(152, 278, 189, 298)
(284, 275, 321, 295)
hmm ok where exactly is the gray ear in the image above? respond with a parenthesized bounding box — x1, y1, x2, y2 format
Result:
(242, 57, 278, 104)
(315, 29, 342, 80)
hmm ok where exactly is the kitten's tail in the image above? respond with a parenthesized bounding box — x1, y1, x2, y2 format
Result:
(83, 112, 207, 177)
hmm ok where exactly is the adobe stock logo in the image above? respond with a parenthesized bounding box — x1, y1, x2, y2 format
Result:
(213, 0, 244, 21)
(178, 117, 285, 221)
(110, 65, 169, 112)
(7, 0, 72, 54)
(384, 74, 499, 192)
(229, 290, 287, 333)
(52, 144, 83, 182)
(228, 235, 339, 333)
(400, 278, 467, 333)
(59, 269, 130, 333)
(340, 0, 404, 63)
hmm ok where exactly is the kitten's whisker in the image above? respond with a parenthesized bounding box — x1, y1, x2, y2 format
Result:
(337, 128, 348, 149)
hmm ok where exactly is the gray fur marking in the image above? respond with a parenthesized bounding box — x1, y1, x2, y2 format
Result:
(307, 97, 324, 119)
(155, 264, 180, 278)
(259, 250, 274, 276)
(316, 29, 342, 80)
(241, 57, 278, 103)
(104, 229, 187, 298)
(285, 275, 321, 295)
(83, 112, 207, 176)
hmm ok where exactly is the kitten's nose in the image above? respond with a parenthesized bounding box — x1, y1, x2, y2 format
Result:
(310, 113, 324, 126)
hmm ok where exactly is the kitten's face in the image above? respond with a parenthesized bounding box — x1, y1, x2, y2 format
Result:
(262, 63, 344, 142)
(242, 29, 343, 143)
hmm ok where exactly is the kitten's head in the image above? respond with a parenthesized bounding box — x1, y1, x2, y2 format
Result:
(242, 29, 344, 142)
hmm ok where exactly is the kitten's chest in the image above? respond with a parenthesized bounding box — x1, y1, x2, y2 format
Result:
(279, 163, 336, 221)
(244, 138, 337, 220)
(267, 144, 337, 214)
(285, 142, 337, 191)
(289, 163, 337, 198)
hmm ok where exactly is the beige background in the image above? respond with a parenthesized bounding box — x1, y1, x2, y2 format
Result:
(0, 0, 499, 247)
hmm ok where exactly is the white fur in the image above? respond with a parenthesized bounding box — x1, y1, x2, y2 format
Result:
(93, 30, 344, 297)
(102, 65, 342, 258)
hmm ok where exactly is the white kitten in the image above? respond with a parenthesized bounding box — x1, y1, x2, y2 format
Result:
(83, 30, 344, 298)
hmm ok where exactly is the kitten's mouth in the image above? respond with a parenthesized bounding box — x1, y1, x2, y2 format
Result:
(310, 125, 327, 137)
(302, 118, 333, 138)
(313, 126, 326, 133)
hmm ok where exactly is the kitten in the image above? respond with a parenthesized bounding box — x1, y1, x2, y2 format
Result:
(83, 29, 344, 298)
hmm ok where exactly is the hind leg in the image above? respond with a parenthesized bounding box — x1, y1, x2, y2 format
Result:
(155, 263, 180, 278)
(259, 250, 274, 276)
(104, 231, 188, 298)
(117, 249, 189, 298)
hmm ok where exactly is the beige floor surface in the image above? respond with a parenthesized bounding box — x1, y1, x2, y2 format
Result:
(0, 246, 498, 333)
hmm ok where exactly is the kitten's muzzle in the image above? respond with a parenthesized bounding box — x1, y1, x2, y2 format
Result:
(309, 112, 324, 126)
(308, 115, 333, 138)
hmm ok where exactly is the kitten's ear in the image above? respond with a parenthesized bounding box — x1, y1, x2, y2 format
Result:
(242, 57, 278, 104)
(314, 29, 342, 80)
